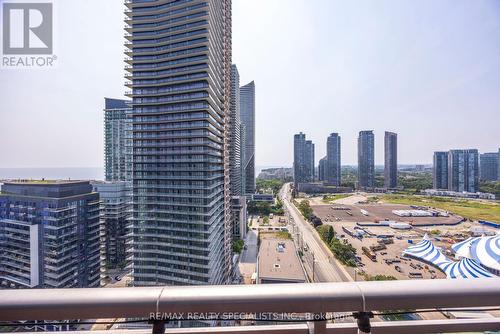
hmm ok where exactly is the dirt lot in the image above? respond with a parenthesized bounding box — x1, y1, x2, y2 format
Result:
(326, 221, 446, 280)
(312, 203, 463, 226)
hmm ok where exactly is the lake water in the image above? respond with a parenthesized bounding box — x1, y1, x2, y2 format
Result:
(0, 167, 104, 181)
(0, 166, 290, 181)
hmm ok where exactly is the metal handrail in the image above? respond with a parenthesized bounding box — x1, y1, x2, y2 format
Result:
(0, 278, 499, 321)
(11, 320, 500, 334)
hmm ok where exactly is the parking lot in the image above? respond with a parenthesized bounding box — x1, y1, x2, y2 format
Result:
(326, 221, 446, 280)
(312, 203, 463, 226)
(310, 200, 460, 281)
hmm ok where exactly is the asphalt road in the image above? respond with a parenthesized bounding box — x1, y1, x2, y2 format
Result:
(280, 183, 351, 282)
(240, 229, 258, 264)
(237, 229, 258, 284)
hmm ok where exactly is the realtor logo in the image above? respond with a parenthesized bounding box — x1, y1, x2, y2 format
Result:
(2, 2, 53, 55)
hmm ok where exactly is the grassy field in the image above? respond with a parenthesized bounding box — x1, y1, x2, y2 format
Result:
(380, 195, 500, 224)
(321, 194, 351, 203)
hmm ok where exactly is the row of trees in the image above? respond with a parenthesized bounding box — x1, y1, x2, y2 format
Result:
(247, 198, 284, 216)
(256, 179, 285, 195)
(296, 199, 323, 227)
(316, 225, 357, 267)
(296, 200, 313, 220)
(480, 181, 500, 198)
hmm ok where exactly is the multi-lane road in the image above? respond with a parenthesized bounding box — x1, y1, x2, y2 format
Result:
(280, 183, 352, 282)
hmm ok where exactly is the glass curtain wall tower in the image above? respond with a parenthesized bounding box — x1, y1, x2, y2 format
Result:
(480, 152, 498, 181)
(433, 151, 449, 189)
(358, 131, 375, 188)
(229, 64, 242, 196)
(240, 81, 255, 194)
(125, 0, 232, 286)
(448, 149, 479, 193)
(293, 132, 314, 187)
(384, 131, 397, 188)
(326, 133, 341, 186)
(104, 98, 133, 182)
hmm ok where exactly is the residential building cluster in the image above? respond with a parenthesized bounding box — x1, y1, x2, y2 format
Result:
(1, 0, 256, 290)
(0, 181, 101, 289)
(293, 130, 398, 191)
(433, 149, 499, 193)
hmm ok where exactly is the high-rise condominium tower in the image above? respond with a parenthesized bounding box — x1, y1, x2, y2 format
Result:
(125, 0, 232, 286)
(229, 64, 247, 241)
(318, 156, 327, 182)
(384, 131, 397, 188)
(104, 98, 132, 182)
(240, 81, 255, 194)
(326, 133, 341, 186)
(433, 151, 449, 189)
(230, 65, 242, 196)
(305, 140, 315, 182)
(498, 149, 500, 181)
(448, 149, 479, 193)
(293, 133, 315, 187)
(480, 152, 498, 181)
(358, 131, 375, 188)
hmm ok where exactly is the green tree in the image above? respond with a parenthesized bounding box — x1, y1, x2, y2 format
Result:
(256, 179, 284, 194)
(329, 238, 357, 267)
(232, 239, 244, 253)
(297, 200, 313, 220)
(479, 181, 500, 198)
(247, 201, 272, 215)
(317, 225, 335, 244)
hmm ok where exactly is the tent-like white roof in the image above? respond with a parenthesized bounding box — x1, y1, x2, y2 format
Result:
(451, 235, 500, 272)
(470, 235, 500, 272)
(402, 234, 449, 266)
(451, 237, 477, 258)
(403, 235, 498, 279)
(439, 257, 494, 279)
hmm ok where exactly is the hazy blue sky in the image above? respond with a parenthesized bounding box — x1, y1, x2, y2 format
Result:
(1, 0, 499, 168)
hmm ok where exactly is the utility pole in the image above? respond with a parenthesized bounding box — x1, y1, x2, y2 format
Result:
(312, 251, 315, 282)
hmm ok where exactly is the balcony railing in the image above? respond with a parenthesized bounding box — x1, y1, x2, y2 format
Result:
(0, 278, 499, 334)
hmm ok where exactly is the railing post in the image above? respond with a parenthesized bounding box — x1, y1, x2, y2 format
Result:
(150, 320, 165, 334)
(307, 319, 326, 334)
(353, 311, 373, 334)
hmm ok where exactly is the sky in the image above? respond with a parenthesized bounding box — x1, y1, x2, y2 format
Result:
(1, 0, 499, 169)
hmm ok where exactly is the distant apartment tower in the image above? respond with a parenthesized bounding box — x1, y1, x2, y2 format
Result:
(0, 181, 100, 289)
(358, 131, 375, 188)
(326, 133, 341, 185)
(480, 152, 499, 181)
(318, 157, 327, 182)
(448, 149, 479, 193)
(240, 81, 256, 194)
(294, 133, 314, 187)
(92, 181, 130, 276)
(433, 151, 449, 189)
(305, 140, 315, 182)
(104, 98, 132, 182)
(384, 131, 398, 188)
(229, 65, 247, 241)
(229, 65, 243, 196)
(125, 0, 232, 285)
